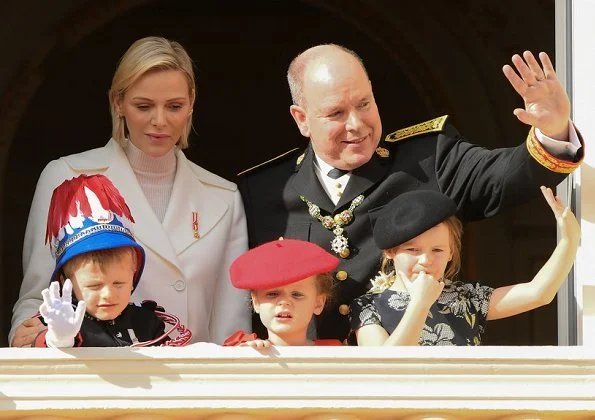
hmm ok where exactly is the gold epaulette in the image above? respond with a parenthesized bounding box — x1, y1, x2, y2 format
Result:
(385, 115, 449, 142)
(237, 148, 301, 176)
(526, 127, 582, 174)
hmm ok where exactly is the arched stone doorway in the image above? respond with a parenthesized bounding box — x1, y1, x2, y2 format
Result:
(0, 0, 557, 346)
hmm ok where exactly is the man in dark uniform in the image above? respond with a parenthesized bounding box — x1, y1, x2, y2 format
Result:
(238, 44, 583, 342)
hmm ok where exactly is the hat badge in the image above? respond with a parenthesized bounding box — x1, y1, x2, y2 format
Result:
(86, 186, 115, 224)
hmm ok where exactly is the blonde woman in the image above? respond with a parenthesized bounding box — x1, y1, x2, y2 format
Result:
(10, 37, 249, 347)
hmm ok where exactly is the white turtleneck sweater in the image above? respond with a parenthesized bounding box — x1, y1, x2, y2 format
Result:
(124, 141, 177, 223)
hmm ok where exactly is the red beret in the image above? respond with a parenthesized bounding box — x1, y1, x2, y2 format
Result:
(230, 239, 340, 290)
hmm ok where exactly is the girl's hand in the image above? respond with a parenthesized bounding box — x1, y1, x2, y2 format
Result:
(401, 271, 444, 310)
(540, 186, 580, 241)
(239, 338, 272, 349)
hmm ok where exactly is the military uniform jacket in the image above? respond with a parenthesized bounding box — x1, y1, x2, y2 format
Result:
(239, 117, 583, 341)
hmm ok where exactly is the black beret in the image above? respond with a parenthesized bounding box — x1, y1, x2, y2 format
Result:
(373, 190, 457, 249)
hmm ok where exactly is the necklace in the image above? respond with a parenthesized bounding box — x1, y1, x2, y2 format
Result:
(300, 194, 364, 258)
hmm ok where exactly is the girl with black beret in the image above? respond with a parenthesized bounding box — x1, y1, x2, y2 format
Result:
(349, 187, 579, 346)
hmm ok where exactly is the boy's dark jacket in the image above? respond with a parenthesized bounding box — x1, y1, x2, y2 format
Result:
(34, 301, 167, 347)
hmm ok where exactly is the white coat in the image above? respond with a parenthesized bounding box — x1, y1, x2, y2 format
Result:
(10, 139, 250, 345)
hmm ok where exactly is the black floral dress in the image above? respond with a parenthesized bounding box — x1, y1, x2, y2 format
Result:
(348, 281, 494, 345)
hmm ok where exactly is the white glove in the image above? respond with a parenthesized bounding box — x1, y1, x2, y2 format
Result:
(39, 279, 86, 348)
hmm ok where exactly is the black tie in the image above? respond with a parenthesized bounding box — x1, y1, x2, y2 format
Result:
(327, 168, 349, 179)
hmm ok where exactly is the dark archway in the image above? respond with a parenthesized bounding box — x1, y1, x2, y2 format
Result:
(0, 0, 557, 346)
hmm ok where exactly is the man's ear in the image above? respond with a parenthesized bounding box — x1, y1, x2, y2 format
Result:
(289, 105, 310, 138)
(313, 294, 326, 316)
(251, 292, 260, 314)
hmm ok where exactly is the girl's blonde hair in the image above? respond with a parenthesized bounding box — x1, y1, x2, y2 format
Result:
(372, 216, 463, 293)
(108, 36, 195, 149)
(315, 272, 336, 311)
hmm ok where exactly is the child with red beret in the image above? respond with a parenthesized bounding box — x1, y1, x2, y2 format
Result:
(224, 239, 343, 347)
(349, 186, 580, 346)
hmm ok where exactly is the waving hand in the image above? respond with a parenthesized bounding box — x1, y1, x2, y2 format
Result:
(39, 279, 86, 348)
(502, 51, 570, 140)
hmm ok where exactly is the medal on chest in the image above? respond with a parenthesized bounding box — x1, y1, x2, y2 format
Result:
(300, 194, 364, 258)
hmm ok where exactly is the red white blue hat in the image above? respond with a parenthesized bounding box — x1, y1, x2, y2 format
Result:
(230, 239, 339, 290)
(45, 174, 145, 290)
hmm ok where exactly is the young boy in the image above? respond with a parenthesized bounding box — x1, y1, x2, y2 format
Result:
(34, 174, 191, 347)
(223, 239, 343, 347)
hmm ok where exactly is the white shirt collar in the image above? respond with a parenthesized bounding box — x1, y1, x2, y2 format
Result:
(313, 154, 350, 180)
(313, 153, 351, 205)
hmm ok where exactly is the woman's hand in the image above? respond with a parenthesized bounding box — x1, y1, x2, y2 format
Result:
(11, 317, 46, 347)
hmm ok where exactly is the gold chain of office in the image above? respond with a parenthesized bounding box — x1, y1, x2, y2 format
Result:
(300, 194, 364, 258)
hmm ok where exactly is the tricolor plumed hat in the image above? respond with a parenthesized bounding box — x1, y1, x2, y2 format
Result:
(373, 190, 458, 250)
(230, 239, 340, 290)
(45, 174, 145, 289)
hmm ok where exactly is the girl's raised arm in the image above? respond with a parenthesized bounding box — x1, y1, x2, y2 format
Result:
(487, 186, 580, 320)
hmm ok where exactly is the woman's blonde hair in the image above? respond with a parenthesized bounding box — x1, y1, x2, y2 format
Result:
(375, 215, 463, 291)
(108, 36, 196, 149)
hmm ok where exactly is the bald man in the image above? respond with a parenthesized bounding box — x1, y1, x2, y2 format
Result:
(238, 44, 583, 342)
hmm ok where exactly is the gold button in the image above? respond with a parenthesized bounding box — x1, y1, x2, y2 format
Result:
(339, 304, 350, 316)
(335, 271, 348, 281)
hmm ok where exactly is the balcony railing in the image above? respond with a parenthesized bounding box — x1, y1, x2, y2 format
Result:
(1, 345, 594, 419)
